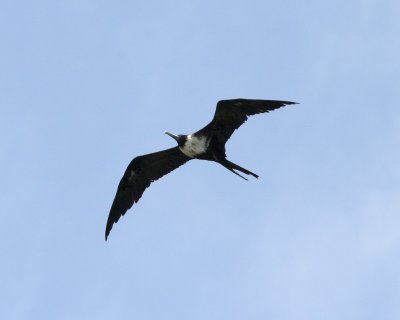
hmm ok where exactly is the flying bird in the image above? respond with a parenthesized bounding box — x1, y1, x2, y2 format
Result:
(106, 98, 297, 240)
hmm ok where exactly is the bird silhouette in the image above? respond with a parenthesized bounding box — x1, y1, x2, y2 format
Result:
(105, 98, 297, 240)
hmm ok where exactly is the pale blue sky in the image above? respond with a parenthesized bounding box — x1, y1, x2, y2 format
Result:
(1, 1, 399, 319)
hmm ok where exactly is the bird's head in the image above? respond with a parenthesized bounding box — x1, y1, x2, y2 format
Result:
(165, 131, 186, 146)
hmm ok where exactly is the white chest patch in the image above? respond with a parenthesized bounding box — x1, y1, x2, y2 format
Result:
(180, 135, 210, 158)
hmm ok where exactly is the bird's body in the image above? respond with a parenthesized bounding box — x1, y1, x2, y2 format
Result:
(106, 98, 297, 240)
(178, 134, 211, 158)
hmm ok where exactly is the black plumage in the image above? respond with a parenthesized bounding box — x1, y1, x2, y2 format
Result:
(105, 98, 297, 240)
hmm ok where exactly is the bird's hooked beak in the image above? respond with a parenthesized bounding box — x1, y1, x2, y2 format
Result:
(164, 131, 179, 142)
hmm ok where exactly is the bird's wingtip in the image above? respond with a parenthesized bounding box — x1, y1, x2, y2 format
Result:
(105, 226, 111, 241)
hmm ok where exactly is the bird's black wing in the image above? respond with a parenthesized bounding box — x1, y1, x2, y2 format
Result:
(105, 147, 191, 240)
(197, 99, 297, 144)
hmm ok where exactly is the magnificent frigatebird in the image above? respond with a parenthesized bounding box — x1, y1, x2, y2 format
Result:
(105, 98, 296, 240)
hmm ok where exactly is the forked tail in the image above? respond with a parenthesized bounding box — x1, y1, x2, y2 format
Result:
(218, 158, 259, 180)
